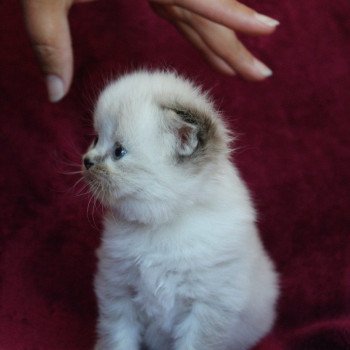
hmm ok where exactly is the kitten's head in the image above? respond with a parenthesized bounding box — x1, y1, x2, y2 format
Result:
(82, 71, 232, 223)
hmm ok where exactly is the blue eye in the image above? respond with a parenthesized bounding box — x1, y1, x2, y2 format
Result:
(114, 143, 127, 160)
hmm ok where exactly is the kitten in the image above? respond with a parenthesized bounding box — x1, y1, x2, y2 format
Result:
(83, 71, 279, 350)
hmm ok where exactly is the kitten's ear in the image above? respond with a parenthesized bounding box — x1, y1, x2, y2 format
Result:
(165, 106, 225, 160)
(172, 117, 199, 156)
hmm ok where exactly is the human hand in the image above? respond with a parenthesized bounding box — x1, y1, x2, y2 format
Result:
(21, 0, 95, 103)
(150, 0, 279, 80)
(21, 0, 279, 103)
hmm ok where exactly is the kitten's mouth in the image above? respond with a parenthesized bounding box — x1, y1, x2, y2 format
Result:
(83, 169, 114, 201)
(83, 165, 109, 182)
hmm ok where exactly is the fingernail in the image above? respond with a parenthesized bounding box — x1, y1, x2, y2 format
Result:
(255, 13, 280, 27)
(254, 59, 273, 77)
(46, 75, 65, 102)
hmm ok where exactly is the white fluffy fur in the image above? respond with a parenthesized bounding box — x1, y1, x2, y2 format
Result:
(83, 71, 279, 350)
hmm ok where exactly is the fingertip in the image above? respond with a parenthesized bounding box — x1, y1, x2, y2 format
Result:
(252, 59, 273, 78)
(46, 75, 66, 103)
(22, 0, 74, 102)
(239, 61, 273, 82)
(254, 13, 280, 28)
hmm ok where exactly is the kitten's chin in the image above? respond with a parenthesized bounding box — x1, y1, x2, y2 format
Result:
(110, 197, 177, 226)
(83, 172, 122, 205)
(91, 191, 124, 209)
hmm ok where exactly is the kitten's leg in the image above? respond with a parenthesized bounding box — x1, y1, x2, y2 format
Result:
(173, 303, 238, 350)
(94, 296, 142, 350)
(94, 271, 142, 350)
(144, 322, 171, 350)
(173, 299, 276, 350)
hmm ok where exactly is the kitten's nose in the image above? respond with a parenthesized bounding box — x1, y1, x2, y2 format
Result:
(83, 157, 94, 170)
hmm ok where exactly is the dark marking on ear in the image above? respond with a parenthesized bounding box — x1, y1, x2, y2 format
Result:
(178, 124, 192, 147)
(174, 110, 197, 125)
(175, 120, 198, 157)
(169, 106, 229, 166)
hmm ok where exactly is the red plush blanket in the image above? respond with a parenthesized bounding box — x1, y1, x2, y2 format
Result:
(1, 1, 349, 349)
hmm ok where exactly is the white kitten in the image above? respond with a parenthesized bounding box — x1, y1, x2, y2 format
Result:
(83, 71, 279, 350)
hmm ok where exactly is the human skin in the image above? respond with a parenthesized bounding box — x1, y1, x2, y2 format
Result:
(21, 0, 279, 102)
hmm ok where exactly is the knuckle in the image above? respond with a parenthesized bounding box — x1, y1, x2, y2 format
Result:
(31, 42, 59, 71)
(32, 42, 56, 59)
(171, 5, 190, 22)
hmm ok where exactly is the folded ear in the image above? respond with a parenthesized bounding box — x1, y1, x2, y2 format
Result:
(164, 105, 228, 164)
(171, 115, 199, 156)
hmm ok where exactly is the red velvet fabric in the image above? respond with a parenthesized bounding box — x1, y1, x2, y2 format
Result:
(1, 0, 350, 349)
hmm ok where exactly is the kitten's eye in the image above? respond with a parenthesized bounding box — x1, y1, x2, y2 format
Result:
(93, 136, 99, 147)
(114, 143, 127, 160)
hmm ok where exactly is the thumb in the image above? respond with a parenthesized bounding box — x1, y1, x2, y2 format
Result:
(22, 0, 73, 102)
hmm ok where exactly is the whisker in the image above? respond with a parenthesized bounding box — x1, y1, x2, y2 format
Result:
(72, 177, 86, 190)
(92, 183, 100, 228)
(64, 177, 86, 195)
(75, 185, 92, 198)
(86, 180, 104, 230)
(87, 188, 98, 230)
(60, 170, 83, 175)
(58, 160, 82, 168)
(109, 208, 118, 225)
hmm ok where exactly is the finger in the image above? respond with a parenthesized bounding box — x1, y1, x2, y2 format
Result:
(176, 21, 236, 76)
(150, 0, 279, 35)
(188, 13, 273, 81)
(22, 0, 73, 102)
(152, 3, 236, 75)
